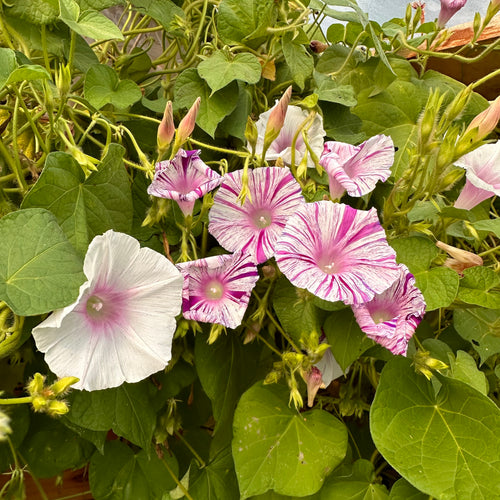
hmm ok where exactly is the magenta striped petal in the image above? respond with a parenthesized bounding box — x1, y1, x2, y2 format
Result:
(352, 264, 426, 355)
(177, 252, 259, 329)
(320, 135, 394, 199)
(208, 167, 305, 264)
(147, 149, 222, 215)
(275, 201, 399, 305)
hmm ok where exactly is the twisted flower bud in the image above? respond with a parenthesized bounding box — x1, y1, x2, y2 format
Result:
(157, 100, 175, 154)
(262, 86, 292, 154)
(173, 97, 201, 154)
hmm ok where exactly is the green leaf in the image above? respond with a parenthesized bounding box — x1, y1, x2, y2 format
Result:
(320, 459, 389, 499)
(84, 64, 142, 110)
(0, 48, 18, 90)
(67, 380, 157, 450)
(59, 0, 124, 40)
(90, 441, 179, 500)
(195, 331, 263, 450)
(370, 356, 500, 500)
(282, 33, 314, 90)
(130, 0, 185, 30)
(457, 266, 500, 309)
(446, 350, 488, 395)
(198, 51, 262, 93)
(389, 479, 427, 500)
(454, 308, 500, 363)
(0, 208, 84, 316)
(414, 267, 459, 311)
(3, 0, 59, 24)
(22, 145, 133, 257)
(323, 309, 374, 372)
(273, 276, 327, 345)
(471, 218, 500, 238)
(390, 236, 437, 274)
(217, 0, 277, 47)
(315, 73, 357, 107)
(174, 68, 240, 137)
(188, 445, 240, 500)
(233, 382, 348, 498)
(0, 48, 50, 90)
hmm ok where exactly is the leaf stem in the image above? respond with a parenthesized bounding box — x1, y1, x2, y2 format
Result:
(173, 431, 206, 468)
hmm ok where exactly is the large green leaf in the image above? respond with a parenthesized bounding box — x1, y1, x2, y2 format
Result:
(195, 331, 263, 451)
(370, 356, 500, 500)
(233, 382, 348, 498)
(84, 64, 142, 109)
(59, 0, 124, 40)
(282, 33, 314, 90)
(454, 308, 500, 363)
(0, 208, 84, 316)
(198, 51, 262, 93)
(3, 0, 59, 24)
(0, 48, 19, 90)
(0, 48, 50, 90)
(130, 0, 185, 29)
(22, 145, 133, 256)
(457, 266, 500, 309)
(217, 0, 277, 47)
(174, 68, 239, 137)
(66, 380, 157, 450)
(89, 441, 179, 500)
(323, 309, 374, 372)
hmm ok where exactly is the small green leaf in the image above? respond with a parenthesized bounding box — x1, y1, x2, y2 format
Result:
(174, 68, 239, 137)
(446, 350, 488, 395)
(84, 64, 142, 110)
(22, 145, 133, 256)
(389, 478, 427, 499)
(198, 51, 262, 93)
(130, 0, 185, 30)
(471, 218, 500, 238)
(3, 0, 59, 25)
(414, 267, 459, 311)
(6, 64, 50, 86)
(0, 208, 84, 316)
(282, 33, 314, 90)
(0, 48, 18, 90)
(390, 236, 438, 274)
(454, 308, 500, 362)
(59, 0, 124, 40)
(323, 309, 374, 372)
(233, 382, 348, 498)
(371, 356, 500, 500)
(315, 74, 357, 107)
(457, 266, 500, 309)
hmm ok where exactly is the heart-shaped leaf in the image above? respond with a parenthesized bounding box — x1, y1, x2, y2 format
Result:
(0, 208, 84, 316)
(233, 382, 348, 498)
(84, 64, 142, 109)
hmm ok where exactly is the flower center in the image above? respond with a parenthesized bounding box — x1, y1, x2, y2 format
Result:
(205, 280, 225, 300)
(371, 310, 395, 324)
(253, 210, 272, 229)
(317, 255, 338, 275)
(86, 295, 105, 318)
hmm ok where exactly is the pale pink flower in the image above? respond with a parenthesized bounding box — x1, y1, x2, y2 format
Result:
(147, 149, 222, 216)
(437, 0, 467, 28)
(320, 135, 394, 199)
(208, 167, 305, 264)
(32, 231, 183, 391)
(454, 142, 500, 210)
(275, 201, 400, 305)
(177, 252, 259, 329)
(352, 264, 426, 356)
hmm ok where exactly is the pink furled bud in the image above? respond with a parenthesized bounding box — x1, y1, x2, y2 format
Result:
(174, 97, 201, 151)
(463, 96, 500, 143)
(263, 86, 292, 152)
(437, 0, 467, 28)
(436, 241, 483, 274)
(304, 366, 325, 407)
(157, 101, 175, 152)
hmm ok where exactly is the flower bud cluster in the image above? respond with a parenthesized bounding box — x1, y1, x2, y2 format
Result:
(27, 373, 79, 416)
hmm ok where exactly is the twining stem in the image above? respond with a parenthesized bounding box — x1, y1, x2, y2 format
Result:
(0, 396, 33, 405)
(173, 431, 206, 468)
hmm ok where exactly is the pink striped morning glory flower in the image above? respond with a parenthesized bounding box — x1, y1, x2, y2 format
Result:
(177, 252, 259, 329)
(275, 201, 400, 305)
(351, 264, 426, 356)
(147, 149, 222, 216)
(320, 135, 394, 200)
(454, 141, 500, 210)
(208, 167, 305, 264)
(32, 230, 183, 391)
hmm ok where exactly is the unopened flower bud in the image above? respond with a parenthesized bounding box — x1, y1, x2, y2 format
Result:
(304, 366, 325, 407)
(261, 264, 277, 279)
(264, 370, 282, 385)
(208, 323, 225, 344)
(310, 40, 328, 53)
(50, 376, 79, 396)
(414, 350, 449, 380)
(263, 86, 292, 152)
(32, 395, 48, 412)
(436, 241, 483, 274)
(437, 0, 467, 28)
(245, 116, 259, 152)
(47, 400, 70, 416)
(157, 101, 175, 153)
(174, 97, 200, 152)
(27, 373, 46, 396)
(244, 322, 261, 344)
(459, 96, 500, 150)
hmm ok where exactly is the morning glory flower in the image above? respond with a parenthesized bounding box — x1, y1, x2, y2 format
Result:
(315, 347, 344, 387)
(32, 230, 183, 392)
(274, 201, 400, 305)
(320, 135, 394, 200)
(208, 167, 305, 264)
(454, 142, 500, 210)
(147, 149, 222, 216)
(351, 264, 426, 356)
(437, 0, 467, 28)
(177, 252, 259, 329)
(253, 105, 325, 168)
